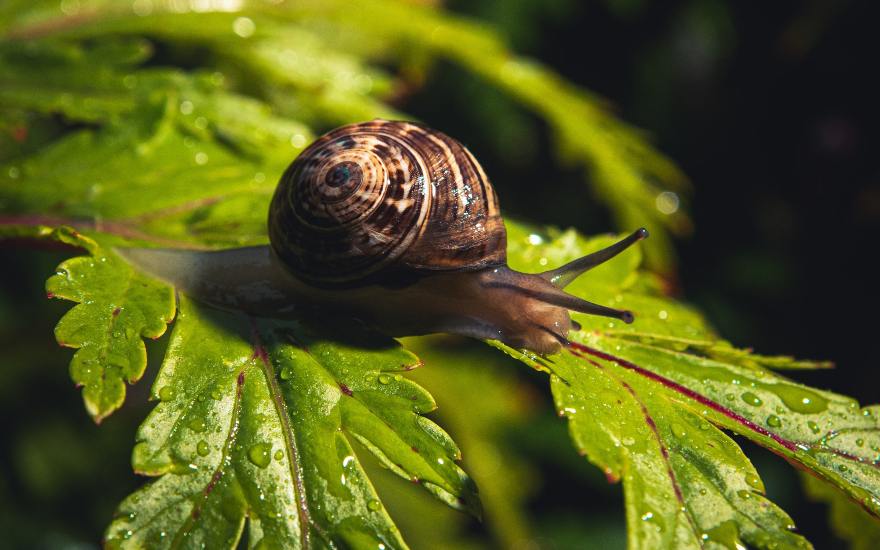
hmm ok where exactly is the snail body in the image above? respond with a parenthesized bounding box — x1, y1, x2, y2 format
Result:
(121, 120, 646, 354)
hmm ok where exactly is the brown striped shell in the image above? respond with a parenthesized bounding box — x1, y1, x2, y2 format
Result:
(268, 119, 507, 288)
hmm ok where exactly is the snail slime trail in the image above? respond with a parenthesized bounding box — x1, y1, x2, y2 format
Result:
(119, 120, 648, 355)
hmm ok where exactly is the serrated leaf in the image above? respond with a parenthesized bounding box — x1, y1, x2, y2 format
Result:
(0, 39, 148, 122)
(42, 228, 175, 421)
(105, 297, 478, 548)
(803, 474, 880, 550)
(497, 222, 880, 549)
(402, 336, 537, 547)
(1, 0, 690, 270)
(0, 87, 305, 248)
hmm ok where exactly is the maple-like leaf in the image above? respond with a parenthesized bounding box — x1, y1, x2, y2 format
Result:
(2, 3, 879, 547)
(105, 296, 477, 548)
(494, 223, 880, 549)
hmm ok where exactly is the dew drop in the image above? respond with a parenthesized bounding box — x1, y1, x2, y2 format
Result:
(768, 385, 830, 414)
(737, 489, 752, 499)
(621, 437, 635, 447)
(744, 474, 763, 491)
(378, 374, 391, 385)
(132, 0, 152, 16)
(233, 16, 256, 38)
(807, 420, 821, 434)
(671, 423, 688, 438)
(766, 415, 782, 428)
(656, 191, 680, 214)
(856, 438, 865, 447)
(290, 134, 307, 148)
(741, 392, 762, 407)
(701, 521, 745, 550)
(725, 393, 735, 401)
(196, 440, 210, 457)
(210, 388, 222, 400)
(641, 511, 654, 521)
(280, 366, 293, 380)
(158, 386, 175, 401)
(367, 499, 381, 511)
(274, 450, 284, 461)
(248, 443, 272, 468)
(189, 419, 207, 433)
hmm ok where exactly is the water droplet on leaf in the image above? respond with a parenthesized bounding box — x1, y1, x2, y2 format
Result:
(741, 392, 762, 407)
(248, 443, 272, 468)
(744, 474, 762, 491)
(197, 440, 210, 457)
(158, 386, 175, 401)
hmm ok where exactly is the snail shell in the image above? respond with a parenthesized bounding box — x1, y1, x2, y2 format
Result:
(119, 119, 646, 355)
(268, 120, 507, 288)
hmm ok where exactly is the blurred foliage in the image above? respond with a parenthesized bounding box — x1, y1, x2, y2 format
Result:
(803, 474, 880, 550)
(1, 0, 878, 549)
(0, 0, 689, 272)
(499, 224, 880, 549)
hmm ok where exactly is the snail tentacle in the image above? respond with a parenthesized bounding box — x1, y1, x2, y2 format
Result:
(117, 120, 647, 355)
(540, 227, 649, 288)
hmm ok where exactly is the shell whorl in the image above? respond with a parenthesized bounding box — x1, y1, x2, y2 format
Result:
(268, 119, 507, 288)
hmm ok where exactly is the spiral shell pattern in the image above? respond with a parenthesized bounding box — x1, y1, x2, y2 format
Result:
(269, 119, 506, 287)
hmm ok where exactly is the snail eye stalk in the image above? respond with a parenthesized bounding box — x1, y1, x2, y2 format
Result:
(540, 228, 649, 289)
(537, 290, 635, 324)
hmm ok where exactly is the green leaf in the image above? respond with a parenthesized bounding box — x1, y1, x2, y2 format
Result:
(402, 336, 538, 547)
(803, 474, 880, 550)
(275, 0, 693, 272)
(0, 86, 306, 249)
(0, 39, 148, 122)
(496, 223, 880, 549)
(105, 297, 478, 548)
(41, 228, 175, 421)
(4, 3, 878, 546)
(1, 0, 689, 271)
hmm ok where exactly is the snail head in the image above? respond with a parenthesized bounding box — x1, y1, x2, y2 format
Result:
(461, 228, 648, 354)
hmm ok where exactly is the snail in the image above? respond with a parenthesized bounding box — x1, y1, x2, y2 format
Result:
(120, 120, 647, 355)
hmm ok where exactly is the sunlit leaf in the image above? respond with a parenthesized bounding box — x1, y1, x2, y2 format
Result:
(496, 223, 879, 549)
(2, 226, 175, 422)
(105, 297, 478, 548)
(803, 474, 880, 550)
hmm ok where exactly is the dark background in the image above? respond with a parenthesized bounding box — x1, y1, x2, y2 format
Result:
(407, 0, 880, 546)
(1, 0, 878, 547)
